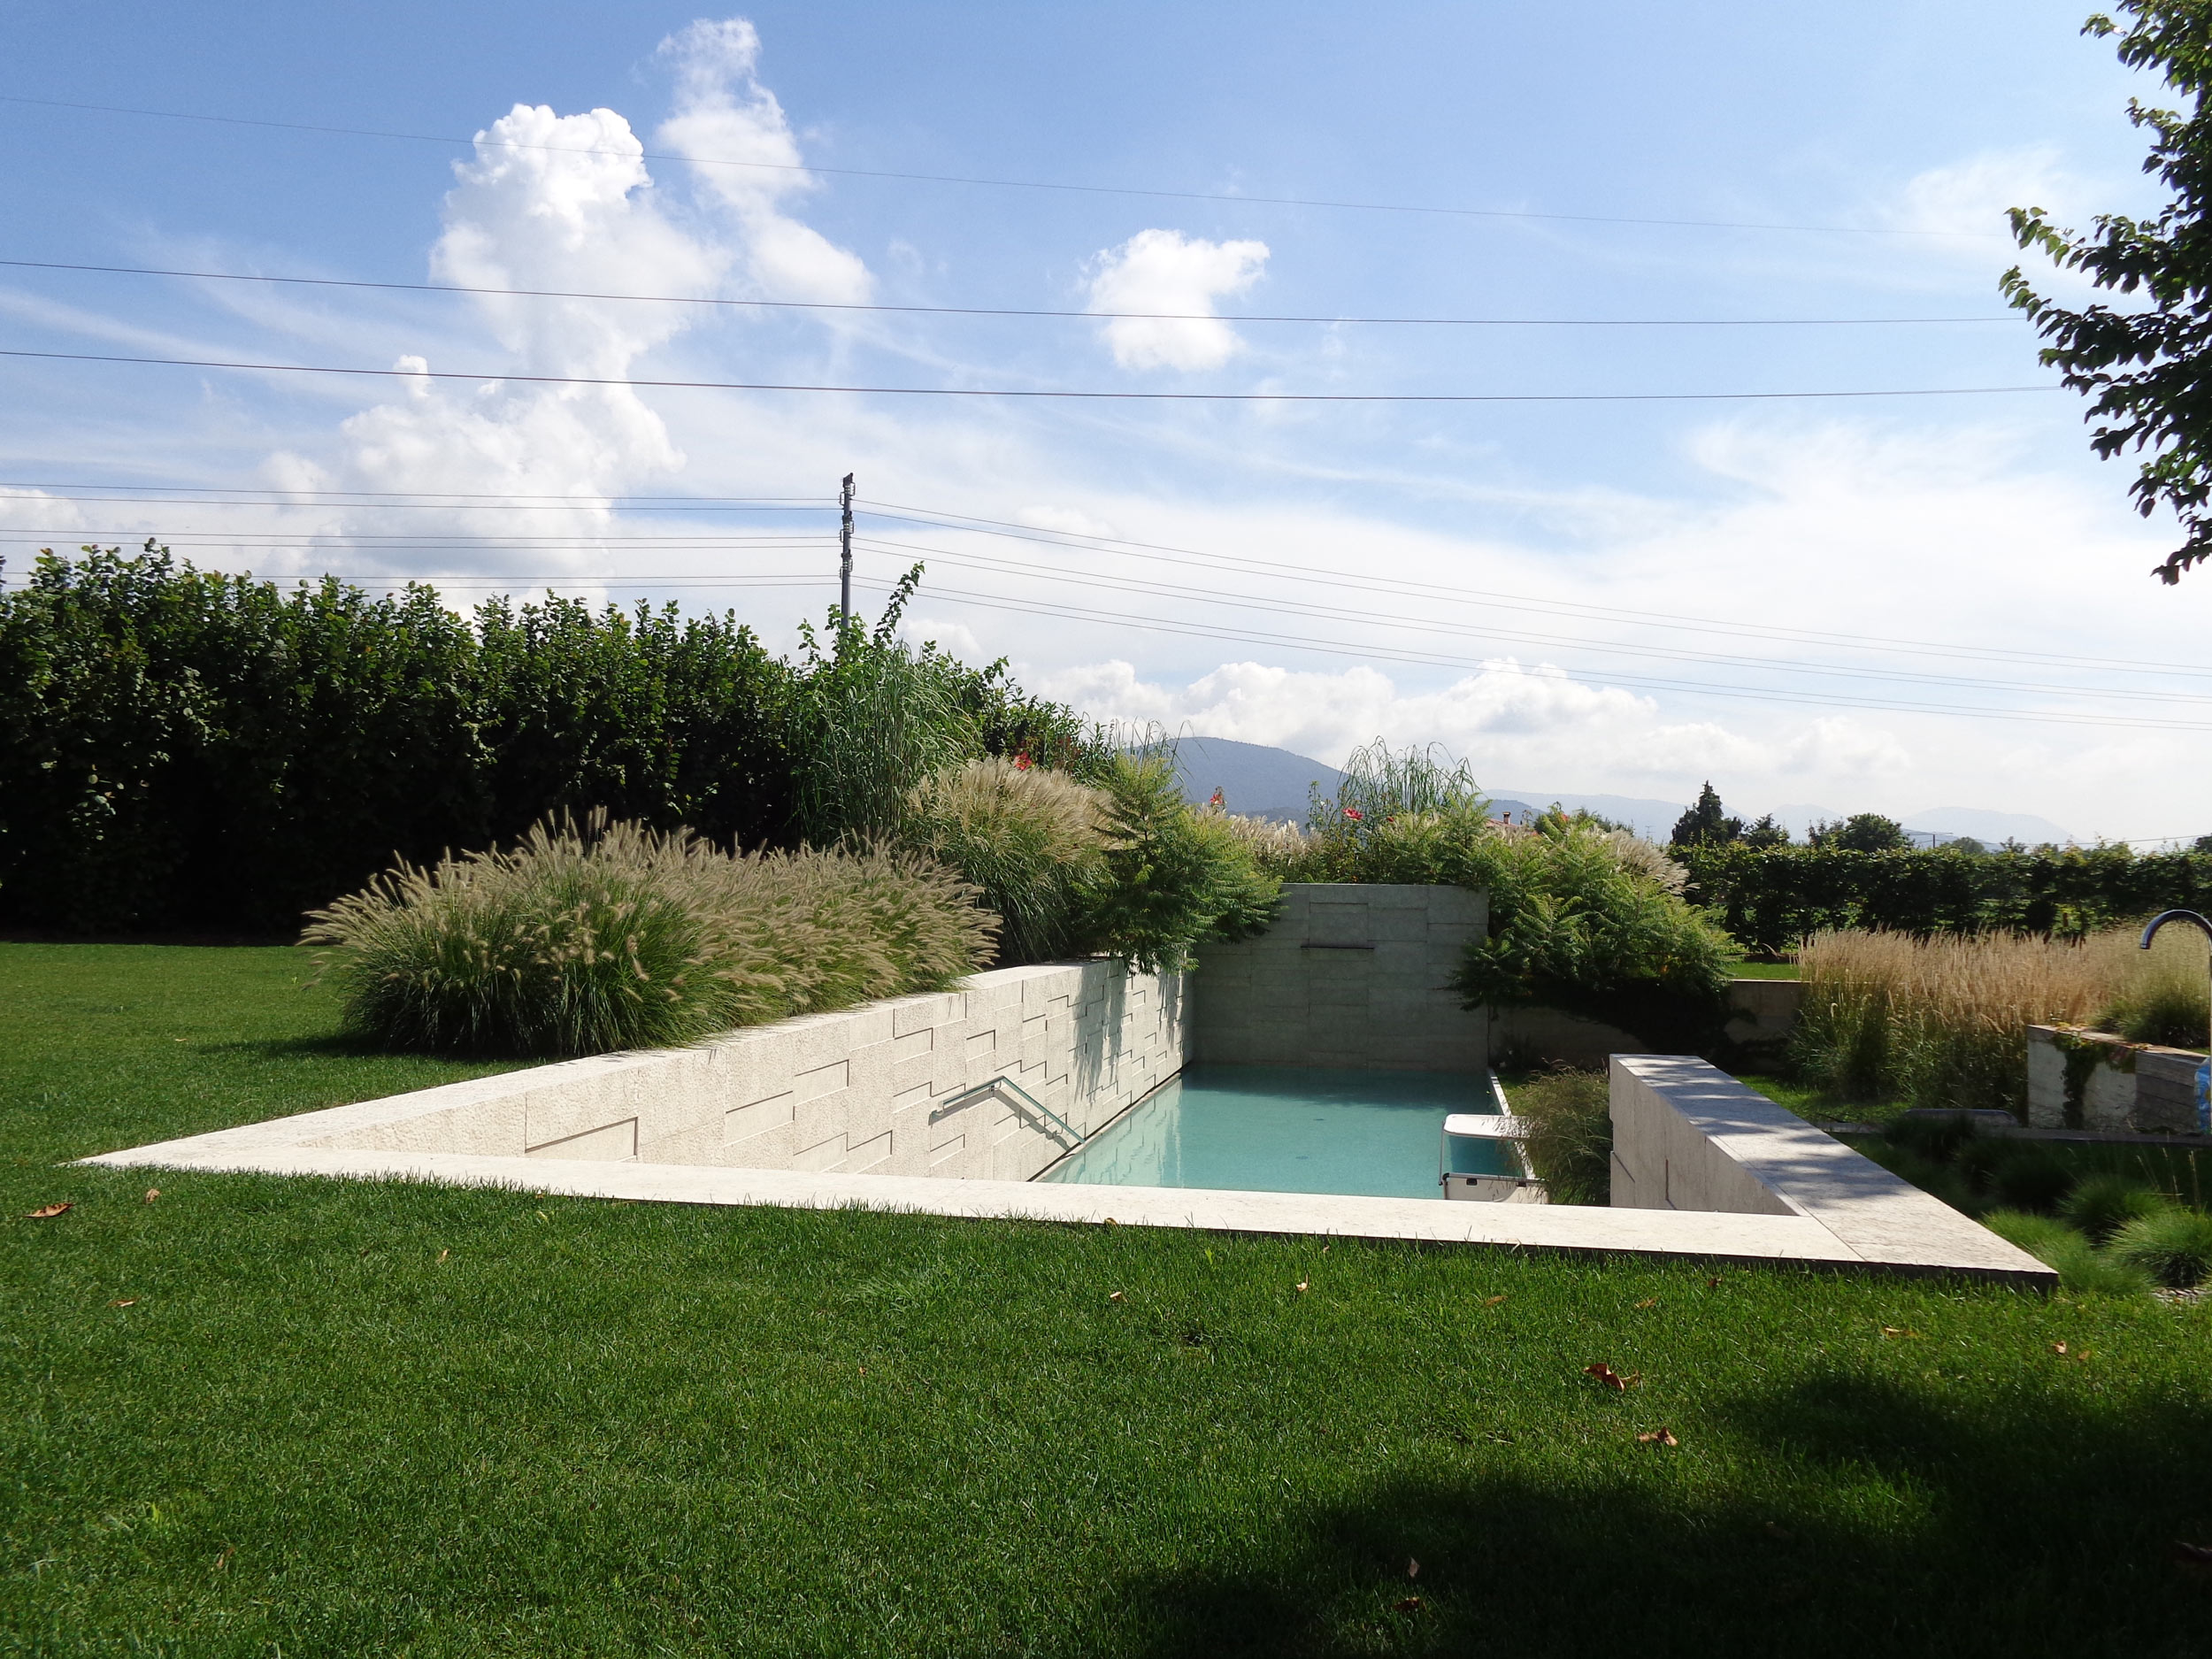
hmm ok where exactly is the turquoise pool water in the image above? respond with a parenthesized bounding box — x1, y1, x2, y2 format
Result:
(1038, 1065, 1515, 1199)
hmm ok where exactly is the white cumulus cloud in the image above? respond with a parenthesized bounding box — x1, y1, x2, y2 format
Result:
(656, 17, 872, 304)
(1086, 228, 1269, 372)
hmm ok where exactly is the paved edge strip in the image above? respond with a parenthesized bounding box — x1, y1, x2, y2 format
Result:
(79, 1142, 2055, 1282)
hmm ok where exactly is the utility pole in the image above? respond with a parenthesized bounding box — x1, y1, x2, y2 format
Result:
(839, 472, 855, 627)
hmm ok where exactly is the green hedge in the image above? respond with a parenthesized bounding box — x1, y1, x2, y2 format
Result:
(1677, 841, 2212, 955)
(0, 545, 1090, 934)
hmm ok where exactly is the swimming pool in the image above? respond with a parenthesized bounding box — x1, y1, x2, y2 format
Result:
(1037, 1065, 1517, 1199)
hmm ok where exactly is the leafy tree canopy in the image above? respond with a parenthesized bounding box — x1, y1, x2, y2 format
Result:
(1740, 813, 1791, 849)
(1809, 813, 1911, 854)
(2005, 1, 2212, 582)
(1670, 781, 1744, 848)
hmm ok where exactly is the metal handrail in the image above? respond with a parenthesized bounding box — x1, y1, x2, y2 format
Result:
(928, 1073, 1088, 1147)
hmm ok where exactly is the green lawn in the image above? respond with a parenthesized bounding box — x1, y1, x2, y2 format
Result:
(1727, 961, 1800, 980)
(8, 946, 2212, 1655)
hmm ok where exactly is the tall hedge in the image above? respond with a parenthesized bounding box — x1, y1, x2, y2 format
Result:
(0, 544, 1090, 934)
(1677, 841, 2212, 955)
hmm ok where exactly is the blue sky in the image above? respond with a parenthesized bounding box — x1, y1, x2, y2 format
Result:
(1, 1, 2203, 839)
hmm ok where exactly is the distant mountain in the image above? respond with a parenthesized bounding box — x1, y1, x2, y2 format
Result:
(1162, 737, 1340, 823)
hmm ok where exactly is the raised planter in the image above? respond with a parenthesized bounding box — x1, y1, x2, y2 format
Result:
(2025, 1025, 2207, 1133)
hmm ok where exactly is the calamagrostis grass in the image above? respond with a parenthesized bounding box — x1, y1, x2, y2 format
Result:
(1792, 925, 2208, 1116)
(304, 812, 995, 1056)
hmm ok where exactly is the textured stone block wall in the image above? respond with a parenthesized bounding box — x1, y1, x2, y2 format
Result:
(2025, 1025, 2205, 1133)
(1193, 883, 1487, 1071)
(303, 959, 1190, 1183)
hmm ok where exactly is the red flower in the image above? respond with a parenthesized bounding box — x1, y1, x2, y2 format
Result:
(1343, 806, 1364, 821)
(1013, 751, 1033, 771)
(1208, 788, 1225, 808)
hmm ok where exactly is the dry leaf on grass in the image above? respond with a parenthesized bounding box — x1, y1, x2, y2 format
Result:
(435, 1248, 449, 1264)
(23, 1203, 71, 1219)
(108, 1298, 137, 1309)
(1108, 1290, 1125, 1302)
(1407, 1558, 1419, 1580)
(1394, 1596, 1424, 1614)
(1482, 1294, 1508, 1307)
(1634, 1298, 1657, 1310)
(1879, 1326, 1922, 1340)
(142, 1189, 159, 1204)
(1706, 1277, 1722, 1289)
(1295, 1280, 1310, 1294)
(1637, 1427, 1679, 1447)
(1584, 1363, 1640, 1392)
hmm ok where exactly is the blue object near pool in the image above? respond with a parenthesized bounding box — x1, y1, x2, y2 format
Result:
(1038, 1064, 1517, 1199)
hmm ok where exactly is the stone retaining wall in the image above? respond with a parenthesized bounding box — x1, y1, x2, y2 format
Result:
(109, 960, 1190, 1185)
(1193, 883, 1487, 1070)
(2025, 1025, 2205, 1133)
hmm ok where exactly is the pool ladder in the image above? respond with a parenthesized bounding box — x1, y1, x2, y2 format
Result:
(928, 1074, 1089, 1148)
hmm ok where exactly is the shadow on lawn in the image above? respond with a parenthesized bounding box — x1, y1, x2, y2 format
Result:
(1093, 1373, 2212, 1659)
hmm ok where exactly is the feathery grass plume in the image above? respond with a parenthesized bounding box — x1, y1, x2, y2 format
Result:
(2061, 1173, 2167, 1243)
(904, 757, 1109, 965)
(1209, 810, 1317, 877)
(2109, 1206, 2212, 1289)
(1793, 925, 2208, 1117)
(1508, 1065, 1611, 1205)
(304, 812, 995, 1057)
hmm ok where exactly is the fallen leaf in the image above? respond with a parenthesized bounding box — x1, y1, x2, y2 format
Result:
(535, 1210, 550, 1222)
(1585, 1362, 1638, 1392)
(2173, 1540, 2212, 1569)
(211, 1545, 234, 1573)
(435, 1248, 449, 1264)
(1322, 1245, 1331, 1255)
(1482, 1294, 1508, 1307)
(1295, 1280, 1310, 1294)
(1637, 1427, 1679, 1447)
(2052, 1341, 2068, 1356)
(1635, 1298, 1658, 1310)
(1109, 1290, 1125, 1302)
(108, 1298, 137, 1309)
(23, 1203, 71, 1219)
(1880, 1325, 1921, 1340)
(1102, 1217, 1118, 1226)
(142, 1189, 160, 1204)
(1394, 1596, 1424, 1614)
(1706, 1277, 1723, 1289)
(1407, 1557, 1420, 1580)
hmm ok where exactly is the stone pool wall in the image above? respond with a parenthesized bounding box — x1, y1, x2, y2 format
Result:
(1192, 883, 1488, 1071)
(112, 960, 1190, 1185)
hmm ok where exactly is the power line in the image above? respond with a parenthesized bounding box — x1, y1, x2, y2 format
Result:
(856, 501, 2212, 680)
(0, 480, 826, 504)
(0, 346, 2061, 403)
(0, 93, 2008, 239)
(843, 534, 2212, 709)
(0, 257, 2022, 329)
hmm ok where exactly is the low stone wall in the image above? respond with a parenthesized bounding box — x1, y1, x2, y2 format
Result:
(1193, 883, 1487, 1070)
(109, 960, 1190, 1185)
(2025, 1025, 2205, 1133)
(1609, 1055, 2048, 1279)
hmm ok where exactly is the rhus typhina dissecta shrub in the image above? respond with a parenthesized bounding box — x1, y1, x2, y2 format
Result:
(303, 812, 995, 1057)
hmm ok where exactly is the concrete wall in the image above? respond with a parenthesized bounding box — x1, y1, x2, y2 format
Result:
(1194, 883, 1488, 1071)
(188, 960, 1190, 1185)
(1609, 1055, 2048, 1278)
(2026, 1025, 2204, 1133)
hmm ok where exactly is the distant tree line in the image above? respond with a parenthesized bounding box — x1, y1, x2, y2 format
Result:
(0, 543, 1097, 935)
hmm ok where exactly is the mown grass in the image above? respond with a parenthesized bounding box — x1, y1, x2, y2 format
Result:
(9, 945, 2212, 1655)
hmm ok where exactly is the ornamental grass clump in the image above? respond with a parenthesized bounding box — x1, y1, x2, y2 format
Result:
(304, 813, 994, 1057)
(1793, 925, 2207, 1116)
(2109, 1207, 2212, 1289)
(904, 757, 1109, 964)
(1508, 1065, 1611, 1206)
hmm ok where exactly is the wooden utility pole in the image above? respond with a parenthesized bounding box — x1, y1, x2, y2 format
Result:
(839, 472, 855, 625)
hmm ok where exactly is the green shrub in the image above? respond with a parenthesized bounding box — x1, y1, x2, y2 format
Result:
(904, 757, 1107, 964)
(1981, 1210, 2154, 1295)
(2109, 1207, 2212, 1288)
(0, 546, 1102, 934)
(1079, 757, 1281, 973)
(1509, 1066, 1610, 1205)
(2059, 1173, 2167, 1243)
(303, 813, 995, 1056)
